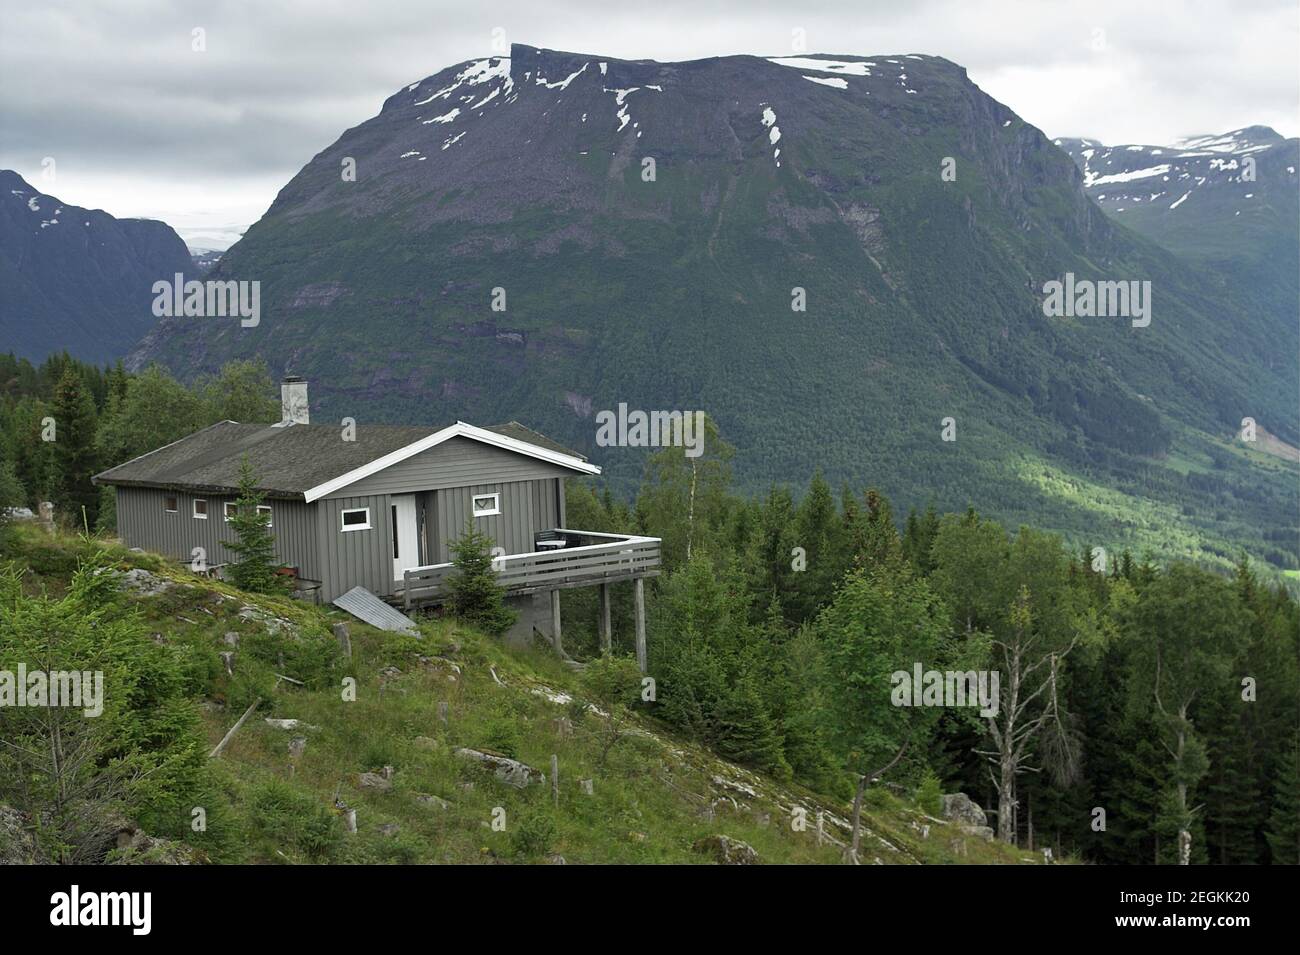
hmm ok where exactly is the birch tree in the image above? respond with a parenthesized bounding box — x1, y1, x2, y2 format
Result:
(816, 563, 950, 863)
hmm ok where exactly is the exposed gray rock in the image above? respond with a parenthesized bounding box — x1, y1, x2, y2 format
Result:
(0, 804, 36, 864)
(109, 824, 197, 864)
(264, 718, 317, 731)
(113, 567, 174, 597)
(940, 793, 988, 828)
(415, 794, 451, 810)
(454, 748, 545, 788)
(692, 834, 760, 865)
(238, 605, 295, 636)
(359, 772, 393, 791)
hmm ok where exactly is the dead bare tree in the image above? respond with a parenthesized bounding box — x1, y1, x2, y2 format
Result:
(1154, 650, 1203, 866)
(976, 586, 1077, 844)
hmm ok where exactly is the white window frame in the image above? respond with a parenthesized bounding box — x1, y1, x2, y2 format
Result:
(193, 498, 208, 520)
(163, 496, 178, 514)
(340, 507, 371, 532)
(225, 502, 274, 527)
(472, 492, 501, 517)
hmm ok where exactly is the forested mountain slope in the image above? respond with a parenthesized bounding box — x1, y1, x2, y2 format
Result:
(126, 46, 1298, 575)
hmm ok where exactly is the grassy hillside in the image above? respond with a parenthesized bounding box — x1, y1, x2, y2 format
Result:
(2, 524, 1040, 865)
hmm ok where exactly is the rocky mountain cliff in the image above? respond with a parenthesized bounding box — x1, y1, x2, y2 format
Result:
(0, 170, 192, 363)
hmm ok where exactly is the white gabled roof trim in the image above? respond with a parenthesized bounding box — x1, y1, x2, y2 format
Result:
(303, 421, 599, 502)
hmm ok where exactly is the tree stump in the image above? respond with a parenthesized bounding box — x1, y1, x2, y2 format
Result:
(332, 622, 352, 659)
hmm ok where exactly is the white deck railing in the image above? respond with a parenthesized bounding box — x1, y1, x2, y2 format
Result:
(401, 530, 661, 609)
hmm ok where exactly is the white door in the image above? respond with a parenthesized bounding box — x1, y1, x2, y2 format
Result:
(391, 494, 419, 582)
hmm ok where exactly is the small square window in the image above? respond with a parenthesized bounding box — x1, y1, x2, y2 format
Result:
(472, 493, 500, 517)
(193, 499, 208, 519)
(225, 502, 273, 527)
(163, 496, 178, 513)
(341, 507, 371, 531)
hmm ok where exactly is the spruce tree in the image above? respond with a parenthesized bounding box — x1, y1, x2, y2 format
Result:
(715, 675, 790, 777)
(1266, 732, 1300, 864)
(225, 457, 282, 593)
(448, 521, 516, 635)
(50, 370, 99, 529)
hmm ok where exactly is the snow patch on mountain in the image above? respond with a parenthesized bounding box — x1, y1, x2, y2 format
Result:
(1086, 164, 1171, 187)
(768, 56, 872, 77)
(423, 108, 460, 125)
(413, 57, 513, 111)
(760, 106, 782, 167)
(536, 62, 588, 90)
(804, 75, 848, 89)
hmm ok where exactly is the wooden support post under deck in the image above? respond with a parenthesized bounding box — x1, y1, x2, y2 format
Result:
(599, 583, 612, 653)
(550, 588, 563, 655)
(634, 576, 647, 674)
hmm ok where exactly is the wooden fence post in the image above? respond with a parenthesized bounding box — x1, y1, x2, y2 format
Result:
(634, 577, 647, 673)
(599, 583, 612, 653)
(550, 589, 563, 655)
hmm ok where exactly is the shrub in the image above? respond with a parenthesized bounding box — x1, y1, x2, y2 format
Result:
(510, 810, 556, 859)
(447, 522, 517, 635)
(483, 715, 521, 759)
(249, 779, 341, 862)
(580, 653, 643, 766)
(0, 557, 213, 862)
(914, 770, 943, 817)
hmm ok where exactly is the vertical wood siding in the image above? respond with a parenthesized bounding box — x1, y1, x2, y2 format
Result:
(433, 479, 560, 562)
(115, 486, 319, 579)
(315, 494, 394, 601)
(324, 436, 573, 498)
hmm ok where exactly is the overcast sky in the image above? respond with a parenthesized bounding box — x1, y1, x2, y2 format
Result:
(2, 0, 1296, 248)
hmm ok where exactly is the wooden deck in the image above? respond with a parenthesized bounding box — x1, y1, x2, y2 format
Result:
(400, 529, 661, 609)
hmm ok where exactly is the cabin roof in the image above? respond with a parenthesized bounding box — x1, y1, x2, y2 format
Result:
(92, 419, 595, 499)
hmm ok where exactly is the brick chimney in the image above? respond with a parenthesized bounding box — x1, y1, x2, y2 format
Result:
(280, 376, 309, 425)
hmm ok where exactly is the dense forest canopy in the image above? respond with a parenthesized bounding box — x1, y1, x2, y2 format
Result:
(1, 355, 1296, 864)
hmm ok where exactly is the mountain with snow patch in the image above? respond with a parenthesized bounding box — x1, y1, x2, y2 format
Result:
(0, 169, 192, 363)
(126, 45, 1297, 573)
(1057, 126, 1296, 244)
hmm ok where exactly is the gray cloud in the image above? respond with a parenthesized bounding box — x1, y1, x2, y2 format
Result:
(2, 0, 1295, 247)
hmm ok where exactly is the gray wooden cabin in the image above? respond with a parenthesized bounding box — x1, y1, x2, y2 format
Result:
(94, 379, 660, 665)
